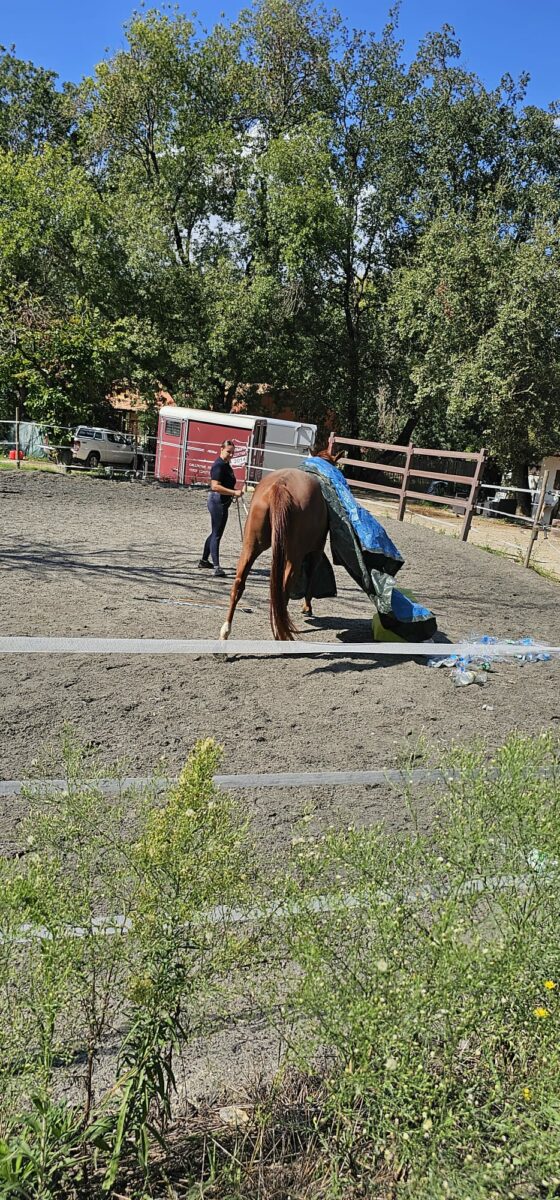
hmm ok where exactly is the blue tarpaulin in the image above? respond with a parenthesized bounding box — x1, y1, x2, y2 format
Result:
(305, 456, 404, 572)
(304, 457, 437, 641)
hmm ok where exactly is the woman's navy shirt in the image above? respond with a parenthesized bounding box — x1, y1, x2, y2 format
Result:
(210, 457, 236, 506)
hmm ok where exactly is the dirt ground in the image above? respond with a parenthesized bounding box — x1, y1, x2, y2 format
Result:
(366, 493, 560, 579)
(1, 468, 559, 1099)
(1, 468, 559, 847)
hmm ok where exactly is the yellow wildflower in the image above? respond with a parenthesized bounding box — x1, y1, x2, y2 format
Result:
(533, 1007, 550, 1019)
(522, 1087, 532, 1102)
(544, 980, 557, 990)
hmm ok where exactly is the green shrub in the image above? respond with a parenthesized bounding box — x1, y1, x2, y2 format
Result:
(271, 733, 560, 1198)
(3, 731, 560, 1198)
(0, 735, 253, 1198)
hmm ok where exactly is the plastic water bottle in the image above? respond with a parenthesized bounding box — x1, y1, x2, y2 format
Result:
(450, 668, 488, 687)
(428, 655, 459, 669)
(451, 667, 477, 687)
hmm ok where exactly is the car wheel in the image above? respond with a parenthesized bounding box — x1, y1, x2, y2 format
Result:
(86, 451, 101, 468)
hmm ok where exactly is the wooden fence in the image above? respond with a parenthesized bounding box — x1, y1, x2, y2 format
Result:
(327, 433, 487, 542)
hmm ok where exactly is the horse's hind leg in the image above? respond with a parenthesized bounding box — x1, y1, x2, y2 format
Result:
(220, 546, 260, 640)
(301, 549, 324, 618)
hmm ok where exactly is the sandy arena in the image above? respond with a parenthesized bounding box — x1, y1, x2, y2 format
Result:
(0, 469, 559, 856)
(1, 467, 559, 1097)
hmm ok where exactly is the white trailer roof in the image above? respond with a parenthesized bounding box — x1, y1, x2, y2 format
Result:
(158, 405, 255, 431)
(158, 405, 316, 434)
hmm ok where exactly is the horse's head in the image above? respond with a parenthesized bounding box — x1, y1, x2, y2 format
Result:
(315, 447, 346, 471)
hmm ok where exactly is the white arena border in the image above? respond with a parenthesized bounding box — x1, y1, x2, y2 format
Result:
(3, 867, 554, 943)
(1, 636, 559, 658)
(4, 764, 556, 797)
(0, 766, 462, 797)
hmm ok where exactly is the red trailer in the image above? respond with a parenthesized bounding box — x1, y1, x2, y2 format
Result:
(154, 406, 316, 487)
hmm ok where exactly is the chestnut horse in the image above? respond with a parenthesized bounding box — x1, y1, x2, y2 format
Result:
(219, 450, 343, 641)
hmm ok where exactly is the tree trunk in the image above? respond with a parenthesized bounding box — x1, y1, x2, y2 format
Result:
(211, 379, 237, 412)
(376, 413, 420, 468)
(511, 460, 531, 517)
(342, 272, 360, 439)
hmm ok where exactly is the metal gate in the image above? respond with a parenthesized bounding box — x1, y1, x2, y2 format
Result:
(247, 418, 266, 484)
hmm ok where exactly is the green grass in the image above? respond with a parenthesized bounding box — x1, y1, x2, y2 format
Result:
(478, 540, 521, 561)
(0, 458, 134, 480)
(0, 736, 254, 1198)
(529, 559, 560, 583)
(478, 540, 560, 584)
(2, 733, 560, 1198)
(263, 733, 560, 1198)
(0, 457, 62, 474)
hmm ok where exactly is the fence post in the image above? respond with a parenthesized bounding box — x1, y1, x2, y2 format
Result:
(460, 447, 487, 542)
(397, 443, 413, 521)
(15, 405, 20, 469)
(524, 468, 550, 569)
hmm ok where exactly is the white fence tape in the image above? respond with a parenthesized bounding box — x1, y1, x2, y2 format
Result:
(1, 867, 552, 943)
(2, 767, 556, 942)
(475, 506, 535, 525)
(0, 637, 558, 658)
(0, 767, 458, 797)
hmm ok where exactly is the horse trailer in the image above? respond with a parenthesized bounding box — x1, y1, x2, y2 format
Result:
(154, 406, 317, 487)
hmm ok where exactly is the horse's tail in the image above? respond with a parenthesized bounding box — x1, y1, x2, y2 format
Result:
(269, 480, 298, 641)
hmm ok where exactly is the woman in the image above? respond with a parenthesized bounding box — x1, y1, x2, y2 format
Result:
(198, 440, 244, 577)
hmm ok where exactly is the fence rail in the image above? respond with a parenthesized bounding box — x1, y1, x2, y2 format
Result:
(328, 432, 487, 541)
(2, 417, 555, 570)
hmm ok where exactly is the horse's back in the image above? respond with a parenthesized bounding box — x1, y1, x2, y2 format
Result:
(256, 468, 323, 507)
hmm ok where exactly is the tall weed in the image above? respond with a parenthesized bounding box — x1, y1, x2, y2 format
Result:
(270, 733, 560, 1198)
(0, 735, 253, 1198)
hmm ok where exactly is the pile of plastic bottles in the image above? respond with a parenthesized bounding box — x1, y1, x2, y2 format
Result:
(427, 636, 552, 687)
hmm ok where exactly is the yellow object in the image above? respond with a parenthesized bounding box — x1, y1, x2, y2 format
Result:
(372, 587, 417, 643)
(372, 613, 407, 642)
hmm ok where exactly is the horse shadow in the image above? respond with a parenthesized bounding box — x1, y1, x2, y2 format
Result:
(302, 616, 452, 675)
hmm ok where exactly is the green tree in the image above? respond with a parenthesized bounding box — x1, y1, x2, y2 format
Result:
(2, 0, 560, 478)
(390, 210, 560, 506)
(231, 5, 419, 435)
(0, 45, 75, 153)
(0, 144, 141, 423)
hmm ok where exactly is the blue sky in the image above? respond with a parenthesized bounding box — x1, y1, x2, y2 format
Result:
(2, 0, 559, 109)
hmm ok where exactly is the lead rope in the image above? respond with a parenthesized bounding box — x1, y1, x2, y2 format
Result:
(236, 497, 244, 542)
(235, 492, 250, 543)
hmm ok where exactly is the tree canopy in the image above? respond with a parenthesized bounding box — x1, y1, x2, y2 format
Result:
(1, 4, 559, 483)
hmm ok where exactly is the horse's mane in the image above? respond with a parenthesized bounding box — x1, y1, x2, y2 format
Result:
(314, 448, 345, 467)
